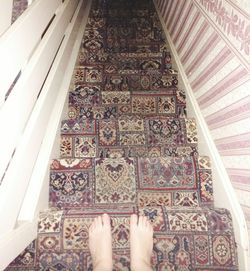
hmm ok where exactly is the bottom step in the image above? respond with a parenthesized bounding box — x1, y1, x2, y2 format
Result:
(6, 206, 238, 270)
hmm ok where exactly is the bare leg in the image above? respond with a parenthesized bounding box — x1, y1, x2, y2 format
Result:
(130, 214, 153, 271)
(88, 214, 113, 271)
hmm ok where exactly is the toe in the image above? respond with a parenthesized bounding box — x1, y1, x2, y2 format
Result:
(102, 213, 111, 228)
(130, 214, 138, 227)
(102, 213, 110, 223)
(143, 216, 149, 227)
(145, 217, 151, 228)
(97, 216, 102, 227)
(138, 216, 145, 227)
(146, 220, 153, 234)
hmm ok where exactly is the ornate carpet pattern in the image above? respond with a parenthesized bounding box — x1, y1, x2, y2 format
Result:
(49, 156, 213, 209)
(60, 117, 198, 158)
(6, 0, 238, 270)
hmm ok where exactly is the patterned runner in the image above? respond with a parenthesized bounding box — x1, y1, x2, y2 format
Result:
(6, 0, 238, 270)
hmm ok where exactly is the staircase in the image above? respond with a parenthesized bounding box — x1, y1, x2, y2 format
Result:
(6, 0, 239, 270)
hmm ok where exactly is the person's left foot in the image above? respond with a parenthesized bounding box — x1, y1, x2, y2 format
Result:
(130, 214, 153, 271)
(88, 214, 113, 271)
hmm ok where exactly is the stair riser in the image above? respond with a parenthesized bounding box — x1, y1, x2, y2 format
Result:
(49, 156, 213, 209)
(60, 117, 197, 158)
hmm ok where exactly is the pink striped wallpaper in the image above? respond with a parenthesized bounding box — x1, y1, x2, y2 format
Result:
(155, 0, 250, 233)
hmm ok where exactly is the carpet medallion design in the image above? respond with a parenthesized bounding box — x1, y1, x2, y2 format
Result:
(6, 0, 238, 270)
(49, 155, 213, 209)
(102, 91, 131, 105)
(95, 158, 136, 204)
(99, 119, 117, 146)
(118, 115, 144, 132)
(138, 191, 172, 207)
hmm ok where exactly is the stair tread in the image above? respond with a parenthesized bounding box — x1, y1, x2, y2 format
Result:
(7, 206, 238, 270)
(32, 206, 237, 270)
(49, 156, 213, 209)
(60, 116, 197, 158)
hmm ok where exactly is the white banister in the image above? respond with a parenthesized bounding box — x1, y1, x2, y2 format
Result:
(0, 0, 62, 106)
(0, 0, 63, 184)
(0, 0, 80, 236)
(0, 0, 13, 36)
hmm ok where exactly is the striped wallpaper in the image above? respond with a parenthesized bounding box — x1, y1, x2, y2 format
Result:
(155, 0, 250, 233)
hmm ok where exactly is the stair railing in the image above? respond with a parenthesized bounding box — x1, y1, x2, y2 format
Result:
(0, 0, 13, 35)
(0, 0, 91, 269)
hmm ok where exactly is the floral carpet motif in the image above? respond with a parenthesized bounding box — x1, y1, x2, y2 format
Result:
(6, 0, 238, 270)
(95, 158, 137, 204)
(49, 155, 213, 209)
(137, 157, 196, 189)
(7, 208, 238, 270)
(12, 0, 28, 23)
(60, 116, 198, 158)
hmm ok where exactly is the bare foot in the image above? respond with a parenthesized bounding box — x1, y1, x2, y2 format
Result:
(130, 214, 153, 271)
(88, 214, 113, 271)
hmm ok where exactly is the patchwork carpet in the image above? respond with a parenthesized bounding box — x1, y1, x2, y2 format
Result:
(6, 0, 238, 270)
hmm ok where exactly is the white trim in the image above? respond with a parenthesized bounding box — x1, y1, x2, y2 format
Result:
(0, 0, 62, 104)
(154, 0, 250, 270)
(0, 221, 37, 271)
(0, 0, 80, 236)
(0, 0, 91, 269)
(19, 0, 92, 222)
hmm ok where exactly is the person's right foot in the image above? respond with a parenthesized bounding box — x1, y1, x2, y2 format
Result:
(130, 214, 153, 271)
(88, 214, 113, 271)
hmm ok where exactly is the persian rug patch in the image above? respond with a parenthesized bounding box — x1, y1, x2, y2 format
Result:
(60, 116, 198, 158)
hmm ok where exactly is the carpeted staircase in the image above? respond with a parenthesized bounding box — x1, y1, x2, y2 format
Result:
(6, 0, 239, 270)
